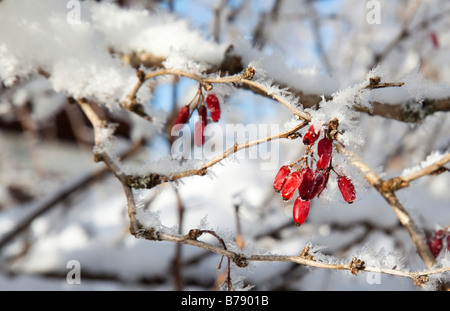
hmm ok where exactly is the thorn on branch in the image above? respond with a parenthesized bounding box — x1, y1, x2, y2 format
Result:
(124, 100, 153, 122)
(414, 275, 429, 287)
(136, 227, 161, 241)
(136, 69, 145, 82)
(67, 97, 77, 105)
(300, 245, 316, 261)
(430, 167, 449, 175)
(369, 76, 381, 86)
(382, 177, 410, 192)
(93, 153, 103, 163)
(187, 229, 202, 240)
(286, 131, 302, 140)
(242, 67, 255, 80)
(198, 167, 208, 176)
(350, 257, 365, 275)
(365, 76, 405, 90)
(233, 254, 249, 268)
(125, 174, 162, 189)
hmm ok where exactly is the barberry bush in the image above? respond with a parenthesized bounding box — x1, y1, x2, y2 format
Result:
(0, 0, 449, 291)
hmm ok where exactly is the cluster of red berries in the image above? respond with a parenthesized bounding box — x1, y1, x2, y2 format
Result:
(173, 93, 221, 146)
(426, 228, 450, 258)
(273, 121, 356, 226)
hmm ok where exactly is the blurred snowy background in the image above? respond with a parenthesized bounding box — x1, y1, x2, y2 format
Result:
(0, 0, 449, 291)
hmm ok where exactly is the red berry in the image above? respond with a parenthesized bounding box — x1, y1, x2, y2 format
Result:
(316, 138, 333, 170)
(198, 105, 208, 126)
(281, 172, 303, 201)
(309, 170, 327, 199)
(273, 165, 291, 192)
(298, 168, 315, 200)
(302, 125, 320, 145)
(194, 120, 205, 147)
(206, 94, 221, 122)
(316, 153, 331, 171)
(293, 197, 311, 226)
(317, 138, 333, 157)
(427, 235, 443, 258)
(435, 230, 445, 240)
(427, 230, 446, 258)
(173, 105, 190, 130)
(337, 175, 356, 203)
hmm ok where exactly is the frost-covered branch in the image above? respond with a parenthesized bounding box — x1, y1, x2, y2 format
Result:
(76, 99, 141, 235)
(336, 144, 438, 268)
(125, 120, 308, 189)
(136, 226, 450, 288)
(383, 153, 450, 192)
(127, 66, 311, 122)
(122, 50, 450, 123)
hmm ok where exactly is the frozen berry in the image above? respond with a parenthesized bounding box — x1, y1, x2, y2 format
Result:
(206, 94, 221, 122)
(298, 168, 315, 200)
(309, 170, 327, 199)
(194, 120, 205, 147)
(198, 105, 208, 126)
(337, 175, 356, 203)
(173, 105, 190, 130)
(273, 165, 291, 192)
(427, 234, 443, 258)
(316, 153, 331, 171)
(281, 172, 303, 201)
(302, 125, 320, 146)
(435, 230, 445, 240)
(316, 138, 333, 170)
(293, 197, 311, 226)
(317, 138, 333, 157)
